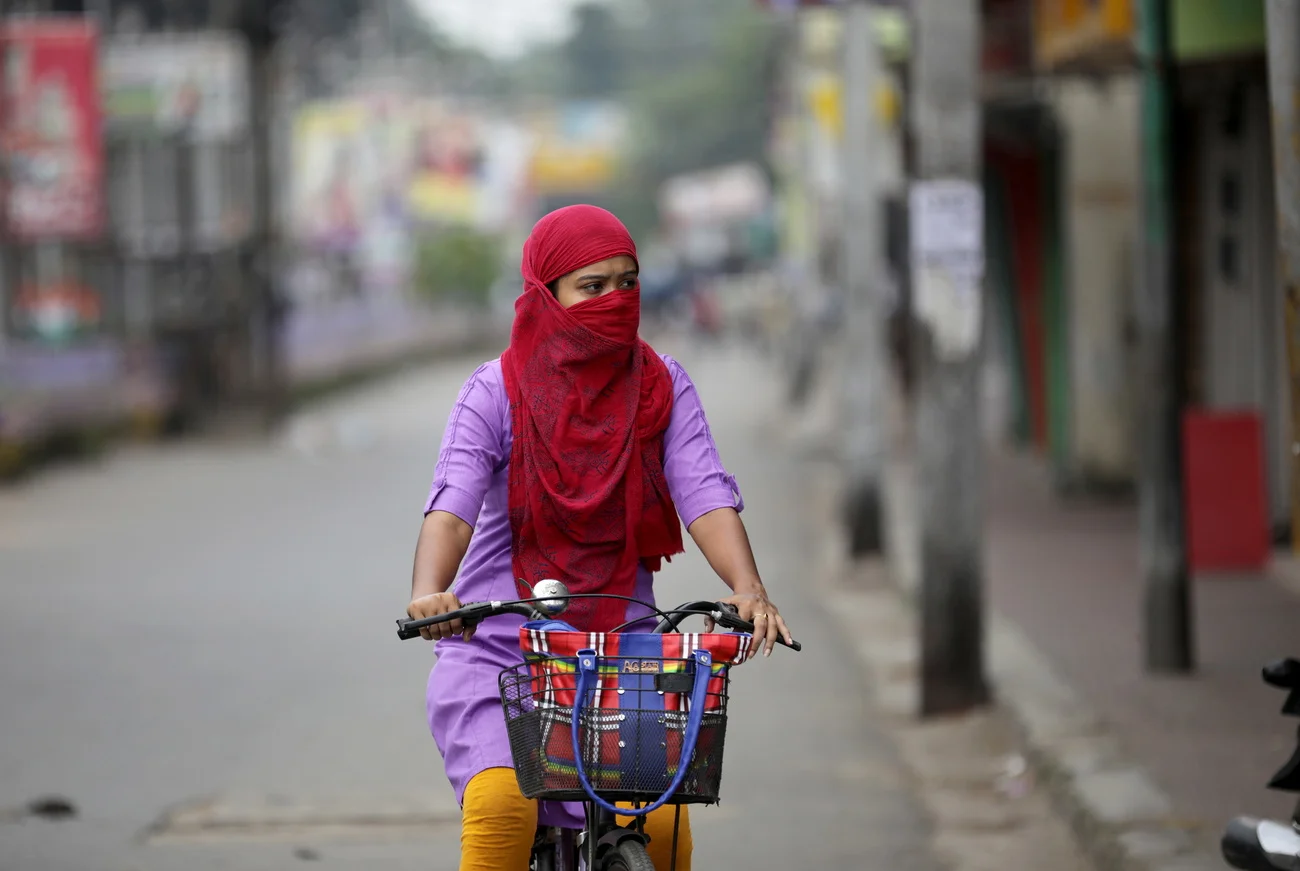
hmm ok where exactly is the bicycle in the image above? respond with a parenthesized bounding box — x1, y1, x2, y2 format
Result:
(397, 579, 802, 871)
(1221, 658, 1300, 870)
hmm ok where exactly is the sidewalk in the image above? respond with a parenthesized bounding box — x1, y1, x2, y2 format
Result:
(982, 449, 1300, 842)
(883, 440, 1300, 863)
(784, 336, 1300, 868)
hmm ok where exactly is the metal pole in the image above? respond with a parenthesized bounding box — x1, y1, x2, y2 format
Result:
(0, 0, 10, 357)
(1265, 1, 1300, 558)
(90, 0, 111, 30)
(1136, 0, 1193, 673)
(792, 11, 824, 402)
(840, 0, 889, 557)
(910, 0, 990, 716)
(248, 32, 284, 430)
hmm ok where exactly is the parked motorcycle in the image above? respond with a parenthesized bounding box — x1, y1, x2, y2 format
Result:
(1221, 659, 1300, 870)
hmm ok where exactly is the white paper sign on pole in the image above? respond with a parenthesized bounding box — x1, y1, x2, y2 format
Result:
(910, 179, 984, 272)
(909, 179, 985, 360)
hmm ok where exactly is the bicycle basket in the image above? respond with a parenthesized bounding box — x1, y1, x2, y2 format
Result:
(499, 627, 750, 805)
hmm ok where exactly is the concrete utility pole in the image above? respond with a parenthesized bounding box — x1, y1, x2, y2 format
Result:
(0, 0, 10, 362)
(1265, 1, 1300, 558)
(248, 30, 285, 430)
(908, 0, 990, 716)
(840, 0, 890, 557)
(1136, 0, 1193, 674)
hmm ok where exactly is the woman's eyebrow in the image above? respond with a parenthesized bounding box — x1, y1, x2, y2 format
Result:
(577, 268, 638, 282)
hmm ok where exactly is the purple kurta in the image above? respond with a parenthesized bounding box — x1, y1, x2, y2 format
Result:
(422, 355, 743, 824)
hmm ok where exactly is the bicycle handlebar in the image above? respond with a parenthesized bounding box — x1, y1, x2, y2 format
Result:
(652, 600, 802, 651)
(396, 601, 534, 640)
(396, 595, 802, 651)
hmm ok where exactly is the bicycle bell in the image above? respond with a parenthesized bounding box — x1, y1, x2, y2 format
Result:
(532, 579, 570, 616)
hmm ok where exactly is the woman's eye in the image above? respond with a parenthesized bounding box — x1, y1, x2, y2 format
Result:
(620, 280, 638, 290)
(582, 284, 603, 294)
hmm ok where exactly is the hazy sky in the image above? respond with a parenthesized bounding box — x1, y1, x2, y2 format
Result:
(414, 0, 589, 58)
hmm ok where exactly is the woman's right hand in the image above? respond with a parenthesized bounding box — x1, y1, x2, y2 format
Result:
(407, 591, 472, 642)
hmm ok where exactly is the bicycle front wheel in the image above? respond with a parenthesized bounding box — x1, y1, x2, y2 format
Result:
(603, 841, 655, 871)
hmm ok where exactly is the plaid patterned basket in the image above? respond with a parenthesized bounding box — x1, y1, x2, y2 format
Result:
(499, 624, 751, 811)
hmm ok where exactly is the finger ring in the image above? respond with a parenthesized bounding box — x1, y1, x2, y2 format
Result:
(753, 613, 768, 620)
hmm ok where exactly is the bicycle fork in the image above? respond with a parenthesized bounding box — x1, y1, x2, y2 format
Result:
(583, 804, 683, 871)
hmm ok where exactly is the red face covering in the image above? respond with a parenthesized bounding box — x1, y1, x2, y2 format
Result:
(501, 205, 684, 632)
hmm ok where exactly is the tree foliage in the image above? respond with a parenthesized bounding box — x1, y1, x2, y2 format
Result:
(414, 227, 502, 309)
(624, 5, 776, 187)
(500, 0, 777, 239)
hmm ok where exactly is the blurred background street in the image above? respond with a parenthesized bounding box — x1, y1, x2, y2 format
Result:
(3, 0, 1300, 870)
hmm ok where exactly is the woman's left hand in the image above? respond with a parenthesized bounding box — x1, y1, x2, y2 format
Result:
(708, 590, 793, 659)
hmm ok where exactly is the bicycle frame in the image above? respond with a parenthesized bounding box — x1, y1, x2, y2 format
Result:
(530, 823, 577, 871)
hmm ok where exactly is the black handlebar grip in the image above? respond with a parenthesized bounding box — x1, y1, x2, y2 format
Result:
(713, 602, 802, 651)
(752, 632, 802, 652)
(396, 618, 424, 640)
(397, 609, 464, 640)
(397, 602, 495, 641)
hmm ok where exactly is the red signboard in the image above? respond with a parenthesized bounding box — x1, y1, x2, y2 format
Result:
(0, 19, 105, 240)
(1182, 410, 1271, 573)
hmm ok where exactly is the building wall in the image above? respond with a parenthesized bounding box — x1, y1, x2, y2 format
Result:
(1187, 67, 1291, 530)
(1050, 75, 1142, 487)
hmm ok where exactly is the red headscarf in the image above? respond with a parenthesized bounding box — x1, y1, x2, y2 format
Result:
(501, 205, 684, 632)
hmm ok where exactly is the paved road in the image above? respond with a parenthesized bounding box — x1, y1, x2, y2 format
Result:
(0, 339, 940, 870)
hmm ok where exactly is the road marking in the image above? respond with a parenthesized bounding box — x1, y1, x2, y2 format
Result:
(144, 792, 744, 844)
(144, 793, 463, 844)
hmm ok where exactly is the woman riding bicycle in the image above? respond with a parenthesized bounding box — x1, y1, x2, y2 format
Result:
(407, 205, 793, 870)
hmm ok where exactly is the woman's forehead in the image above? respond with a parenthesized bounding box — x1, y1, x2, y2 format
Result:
(564, 255, 638, 278)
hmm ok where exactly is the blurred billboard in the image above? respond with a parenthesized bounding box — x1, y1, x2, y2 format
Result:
(100, 33, 249, 142)
(287, 95, 415, 306)
(526, 101, 627, 195)
(101, 33, 254, 255)
(0, 18, 105, 241)
(282, 92, 531, 382)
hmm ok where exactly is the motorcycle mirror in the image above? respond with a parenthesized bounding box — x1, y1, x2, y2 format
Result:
(1261, 660, 1300, 716)
(532, 579, 570, 616)
(1263, 658, 1300, 690)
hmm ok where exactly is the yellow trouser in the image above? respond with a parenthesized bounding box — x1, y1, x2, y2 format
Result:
(461, 767, 693, 870)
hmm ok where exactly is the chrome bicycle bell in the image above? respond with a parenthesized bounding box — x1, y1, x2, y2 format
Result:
(532, 579, 570, 616)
